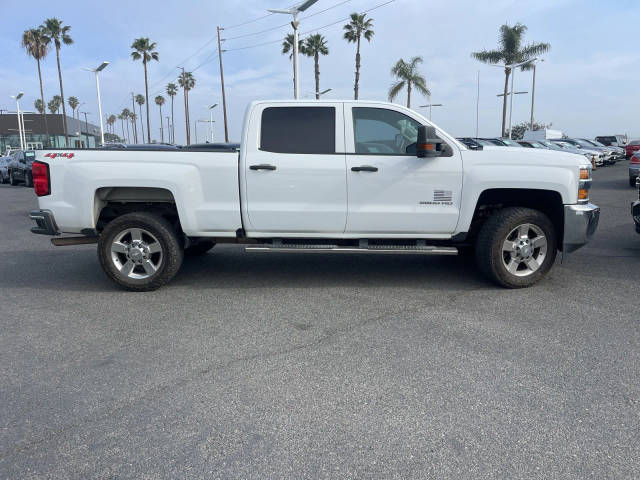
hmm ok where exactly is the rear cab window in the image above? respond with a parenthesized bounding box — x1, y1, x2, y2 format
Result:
(260, 106, 335, 154)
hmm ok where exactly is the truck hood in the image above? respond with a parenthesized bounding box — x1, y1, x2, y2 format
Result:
(463, 145, 591, 169)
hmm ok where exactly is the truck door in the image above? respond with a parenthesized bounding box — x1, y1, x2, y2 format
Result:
(243, 104, 347, 234)
(344, 105, 463, 235)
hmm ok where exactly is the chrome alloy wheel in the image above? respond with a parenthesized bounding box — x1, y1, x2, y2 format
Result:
(501, 223, 548, 277)
(110, 228, 163, 280)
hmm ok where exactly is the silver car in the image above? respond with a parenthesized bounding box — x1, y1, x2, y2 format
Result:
(549, 139, 603, 167)
(0, 157, 9, 184)
(629, 152, 640, 187)
(580, 138, 624, 162)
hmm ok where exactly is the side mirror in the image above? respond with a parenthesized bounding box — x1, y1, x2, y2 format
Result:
(417, 125, 444, 158)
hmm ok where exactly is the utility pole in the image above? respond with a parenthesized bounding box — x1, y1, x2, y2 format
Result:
(81, 111, 90, 147)
(217, 27, 229, 143)
(130, 93, 138, 143)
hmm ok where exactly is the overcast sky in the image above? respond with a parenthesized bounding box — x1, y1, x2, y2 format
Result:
(1, 0, 638, 143)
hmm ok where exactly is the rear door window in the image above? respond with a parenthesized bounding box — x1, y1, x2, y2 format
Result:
(260, 106, 335, 154)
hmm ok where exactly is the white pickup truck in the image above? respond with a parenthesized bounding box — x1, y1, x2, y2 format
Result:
(29, 100, 599, 291)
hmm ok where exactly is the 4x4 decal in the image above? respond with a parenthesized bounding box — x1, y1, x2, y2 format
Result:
(44, 152, 75, 159)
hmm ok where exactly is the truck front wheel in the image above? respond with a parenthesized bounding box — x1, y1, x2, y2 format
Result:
(475, 207, 557, 288)
(97, 212, 183, 291)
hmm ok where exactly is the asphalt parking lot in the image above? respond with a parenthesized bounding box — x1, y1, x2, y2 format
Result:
(1, 161, 639, 479)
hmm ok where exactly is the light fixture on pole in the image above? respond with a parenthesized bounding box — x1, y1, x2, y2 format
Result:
(10, 92, 25, 150)
(208, 104, 218, 143)
(318, 88, 332, 97)
(420, 103, 443, 121)
(84, 61, 109, 145)
(267, 0, 319, 100)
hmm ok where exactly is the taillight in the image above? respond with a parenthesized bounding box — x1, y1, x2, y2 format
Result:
(631, 156, 640, 164)
(32, 161, 50, 196)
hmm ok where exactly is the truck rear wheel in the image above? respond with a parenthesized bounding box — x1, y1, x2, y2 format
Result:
(24, 172, 33, 188)
(475, 207, 557, 288)
(9, 171, 18, 186)
(97, 212, 183, 291)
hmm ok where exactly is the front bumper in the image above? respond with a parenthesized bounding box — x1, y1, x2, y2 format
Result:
(563, 203, 600, 253)
(632, 200, 640, 234)
(30, 209, 60, 236)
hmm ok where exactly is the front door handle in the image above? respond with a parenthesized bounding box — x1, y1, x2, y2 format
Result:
(351, 165, 378, 172)
(250, 164, 277, 171)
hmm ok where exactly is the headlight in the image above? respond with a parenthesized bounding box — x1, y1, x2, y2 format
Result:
(578, 167, 591, 204)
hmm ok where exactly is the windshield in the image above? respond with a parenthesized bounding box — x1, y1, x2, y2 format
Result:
(573, 139, 596, 148)
(500, 139, 520, 147)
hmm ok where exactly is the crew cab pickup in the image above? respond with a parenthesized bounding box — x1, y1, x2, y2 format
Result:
(29, 100, 600, 291)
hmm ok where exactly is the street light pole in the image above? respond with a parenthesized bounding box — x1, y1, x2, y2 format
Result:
(11, 93, 24, 150)
(208, 104, 218, 143)
(268, 0, 319, 100)
(80, 111, 90, 147)
(420, 103, 443, 121)
(85, 61, 109, 145)
(530, 59, 544, 130)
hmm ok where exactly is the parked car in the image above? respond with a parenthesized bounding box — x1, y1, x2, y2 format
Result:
(560, 138, 615, 165)
(518, 140, 547, 149)
(595, 135, 627, 147)
(520, 140, 599, 169)
(625, 140, 640, 158)
(549, 139, 603, 167)
(632, 177, 640, 233)
(455, 137, 493, 149)
(0, 157, 10, 183)
(30, 100, 599, 291)
(579, 138, 624, 162)
(7, 150, 36, 186)
(629, 152, 640, 187)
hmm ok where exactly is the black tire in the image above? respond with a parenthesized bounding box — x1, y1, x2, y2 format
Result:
(630, 178, 638, 188)
(9, 171, 18, 186)
(475, 207, 557, 288)
(97, 212, 183, 291)
(184, 240, 216, 256)
(24, 172, 33, 188)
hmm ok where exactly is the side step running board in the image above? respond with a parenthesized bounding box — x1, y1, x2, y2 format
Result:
(51, 236, 99, 246)
(245, 245, 458, 255)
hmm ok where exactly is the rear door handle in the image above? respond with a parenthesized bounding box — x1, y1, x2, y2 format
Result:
(249, 164, 277, 171)
(351, 165, 378, 172)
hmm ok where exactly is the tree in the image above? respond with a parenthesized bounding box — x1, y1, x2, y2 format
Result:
(135, 94, 146, 142)
(302, 34, 329, 100)
(34, 99, 45, 114)
(388, 56, 430, 109)
(472, 23, 550, 137)
(166, 83, 178, 143)
(47, 96, 61, 114)
(343, 13, 374, 100)
(178, 71, 195, 145)
(120, 108, 131, 143)
(106, 114, 117, 135)
(131, 37, 159, 143)
(21, 27, 51, 145)
(155, 95, 165, 143)
(68, 96, 79, 120)
(505, 120, 550, 140)
(41, 18, 73, 146)
(281, 33, 304, 96)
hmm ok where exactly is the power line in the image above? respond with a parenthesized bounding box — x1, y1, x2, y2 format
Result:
(225, 0, 396, 53)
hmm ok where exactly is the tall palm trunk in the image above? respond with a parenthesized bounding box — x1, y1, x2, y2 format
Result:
(314, 52, 320, 100)
(159, 105, 164, 143)
(36, 57, 50, 147)
(354, 36, 361, 100)
(138, 104, 145, 142)
(183, 87, 190, 145)
(406, 81, 412, 108)
(143, 60, 151, 143)
(501, 68, 510, 137)
(170, 97, 175, 143)
(54, 45, 69, 146)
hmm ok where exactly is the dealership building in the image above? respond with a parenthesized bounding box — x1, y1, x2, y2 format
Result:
(0, 113, 102, 152)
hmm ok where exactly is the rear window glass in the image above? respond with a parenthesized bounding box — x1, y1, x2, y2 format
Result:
(260, 107, 335, 154)
(25, 152, 35, 157)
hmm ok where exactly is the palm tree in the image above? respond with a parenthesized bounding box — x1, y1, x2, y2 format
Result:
(107, 114, 116, 136)
(48, 97, 61, 114)
(302, 34, 329, 100)
(472, 23, 550, 137)
(178, 71, 195, 145)
(166, 83, 178, 143)
(135, 94, 146, 141)
(21, 27, 51, 146)
(130, 112, 138, 142)
(68, 96, 79, 120)
(388, 56, 430, 109)
(281, 33, 304, 96)
(343, 13, 374, 100)
(34, 99, 45, 114)
(121, 108, 131, 143)
(155, 95, 165, 143)
(131, 37, 159, 143)
(41, 18, 73, 147)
